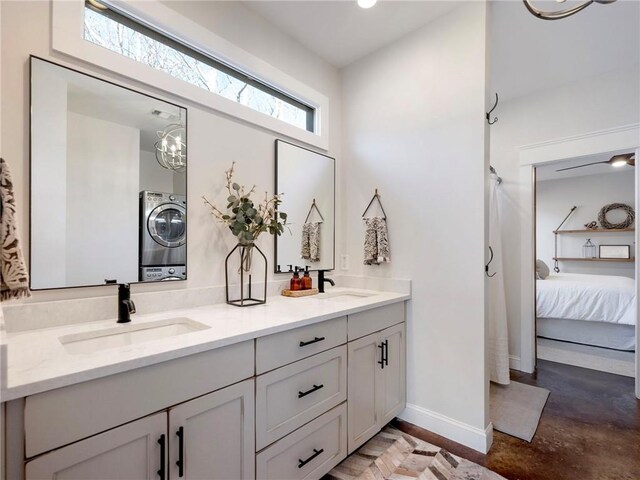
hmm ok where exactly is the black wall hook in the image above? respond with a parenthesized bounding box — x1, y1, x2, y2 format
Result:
(486, 93, 499, 125)
(485, 246, 496, 277)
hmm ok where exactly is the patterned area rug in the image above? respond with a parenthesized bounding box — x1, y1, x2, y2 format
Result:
(326, 427, 506, 480)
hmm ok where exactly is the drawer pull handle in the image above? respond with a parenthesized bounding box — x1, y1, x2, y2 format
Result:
(298, 448, 324, 468)
(378, 342, 385, 369)
(298, 384, 324, 398)
(157, 434, 166, 480)
(176, 426, 184, 477)
(299, 336, 325, 347)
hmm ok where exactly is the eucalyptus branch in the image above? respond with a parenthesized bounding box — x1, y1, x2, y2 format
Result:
(201, 195, 226, 220)
(203, 163, 288, 246)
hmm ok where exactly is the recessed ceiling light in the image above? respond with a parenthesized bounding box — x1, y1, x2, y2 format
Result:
(358, 0, 377, 9)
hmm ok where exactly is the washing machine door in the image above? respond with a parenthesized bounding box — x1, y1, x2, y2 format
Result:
(147, 203, 186, 248)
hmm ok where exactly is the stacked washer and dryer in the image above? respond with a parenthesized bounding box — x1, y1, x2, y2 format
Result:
(139, 191, 187, 281)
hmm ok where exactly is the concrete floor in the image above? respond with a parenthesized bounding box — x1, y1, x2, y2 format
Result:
(396, 359, 640, 480)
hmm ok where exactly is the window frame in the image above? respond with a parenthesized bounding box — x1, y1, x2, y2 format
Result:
(84, 3, 315, 133)
(52, 0, 329, 150)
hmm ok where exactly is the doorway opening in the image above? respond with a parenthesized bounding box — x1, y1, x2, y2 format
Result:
(533, 152, 637, 379)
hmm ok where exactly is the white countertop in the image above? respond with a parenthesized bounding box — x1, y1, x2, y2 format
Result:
(0, 288, 409, 401)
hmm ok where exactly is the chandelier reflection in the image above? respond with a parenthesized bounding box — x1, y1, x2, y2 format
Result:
(155, 123, 186, 172)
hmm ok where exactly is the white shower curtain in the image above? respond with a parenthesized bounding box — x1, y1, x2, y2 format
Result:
(488, 177, 510, 385)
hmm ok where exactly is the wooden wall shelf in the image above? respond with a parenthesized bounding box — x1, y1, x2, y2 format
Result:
(553, 257, 634, 263)
(553, 228, 635, 234)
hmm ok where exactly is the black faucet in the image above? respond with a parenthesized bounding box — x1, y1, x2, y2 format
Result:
(317, 270, 335, 293)
(117, 283, 136, 323)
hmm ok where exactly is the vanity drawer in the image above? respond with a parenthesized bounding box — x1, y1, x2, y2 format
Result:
(24, 340, 254, 458)
(348, 302, 405, 340)
(256, 345, 347, 450)
(256, 316, 346, 374)
(256, 403, 347, 480)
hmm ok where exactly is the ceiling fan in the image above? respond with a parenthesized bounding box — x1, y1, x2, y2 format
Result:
(556, 153, 636, 172)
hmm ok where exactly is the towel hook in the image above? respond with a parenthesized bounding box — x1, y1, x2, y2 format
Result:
(486, 93, 499, 125)
(362, 188, 387, 219)
(485, 246, 496, 277)
(304, 198, 324, 223)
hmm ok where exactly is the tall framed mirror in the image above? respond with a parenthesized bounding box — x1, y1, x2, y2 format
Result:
(275, 140, 335, 272)
(30, 57, 187, 290)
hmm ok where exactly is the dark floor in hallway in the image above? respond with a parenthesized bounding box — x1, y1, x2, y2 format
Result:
(395, 359, 640, 480)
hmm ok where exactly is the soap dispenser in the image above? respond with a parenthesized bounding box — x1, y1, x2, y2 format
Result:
(290, 268, 302, 291)
(302, 266, 313, 290)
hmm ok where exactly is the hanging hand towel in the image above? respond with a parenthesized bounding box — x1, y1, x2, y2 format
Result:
(363, 216, 390, 265)
(0, 158, 31, 301)
(301, 222, 321, 262)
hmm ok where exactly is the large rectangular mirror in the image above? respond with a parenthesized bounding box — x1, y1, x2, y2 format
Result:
(30, 57, 187, 290)
(275, 140, 335, 272)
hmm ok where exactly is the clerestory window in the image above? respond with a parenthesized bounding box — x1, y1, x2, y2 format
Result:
(84, 1, 315, 132)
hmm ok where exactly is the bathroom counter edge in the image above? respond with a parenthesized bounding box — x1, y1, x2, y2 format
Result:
(0, 288, 409, 401)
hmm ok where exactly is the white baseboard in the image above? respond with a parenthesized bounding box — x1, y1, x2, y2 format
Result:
(399, 403, 493, 454)
(509, 355, 521, 371)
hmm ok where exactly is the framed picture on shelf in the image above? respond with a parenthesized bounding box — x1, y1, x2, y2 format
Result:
(599, 245, 631, 259)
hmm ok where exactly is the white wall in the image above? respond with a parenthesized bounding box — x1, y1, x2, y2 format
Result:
(536, 171, 635, 278)
(139, 150, 178, 194)
(0, 0, 341, 301)
(490, 66, 640, 365)
(66, 113, 140, 286)
(341, 3, 490, 451)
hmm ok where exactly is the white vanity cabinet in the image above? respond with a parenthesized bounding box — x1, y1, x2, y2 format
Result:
(6, 298, 408, 480)
(25, 412, 167, 480)
(256, 403, 347, 480)
(347, 313, 406, 453)
(168, 379, 255, 480)
(256, 345, 347, 449)
(22, 341, 255, 480)
(254, 318, 349, 480)
(25, 380, 255, 480)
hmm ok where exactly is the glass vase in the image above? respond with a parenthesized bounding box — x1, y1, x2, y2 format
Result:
(225, 242, 267, 307)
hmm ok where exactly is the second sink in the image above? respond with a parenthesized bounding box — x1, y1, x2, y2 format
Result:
(318, 291, 375, 301)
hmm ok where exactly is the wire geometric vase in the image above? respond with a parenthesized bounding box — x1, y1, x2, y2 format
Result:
(224, 243, 267, 307)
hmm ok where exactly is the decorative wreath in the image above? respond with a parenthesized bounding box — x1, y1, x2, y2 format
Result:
(598, 203, 635, 229)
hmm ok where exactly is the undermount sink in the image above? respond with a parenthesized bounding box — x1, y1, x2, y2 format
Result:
(318, 291, 375, 301)
(59, 317, 209, 354)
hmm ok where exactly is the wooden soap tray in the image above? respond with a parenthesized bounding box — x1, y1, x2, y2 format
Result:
(281, 288, 319, 298)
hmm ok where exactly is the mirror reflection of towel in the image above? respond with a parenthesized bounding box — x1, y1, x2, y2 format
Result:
(301, 222, 321, 262)
(363, 217, 390, 265)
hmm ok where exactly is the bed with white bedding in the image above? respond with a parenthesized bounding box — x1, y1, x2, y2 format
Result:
(536, 273, 636, 351)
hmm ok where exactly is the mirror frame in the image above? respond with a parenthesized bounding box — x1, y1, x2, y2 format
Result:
(29, 55, 189, 291)
(274, 139, 336, 273)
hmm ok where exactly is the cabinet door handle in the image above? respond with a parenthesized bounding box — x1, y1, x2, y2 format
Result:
(298, 448, 324, 468)
(298, 384, 324, 398)
(378, 342, 385, 369)
(299, 336, 325, 347)
(176, 426, 184, 478)
(157, 434, 166, 480)
(384, 340, 389, 366)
